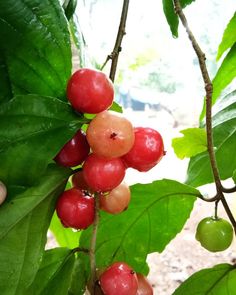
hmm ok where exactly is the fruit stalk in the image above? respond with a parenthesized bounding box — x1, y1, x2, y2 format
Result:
(89, 193, 100, 295)
(173, 0, 236, 233)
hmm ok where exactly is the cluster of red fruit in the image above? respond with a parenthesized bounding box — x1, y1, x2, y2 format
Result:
(55, 68, 164, 228)
(54, 68, 164, 294)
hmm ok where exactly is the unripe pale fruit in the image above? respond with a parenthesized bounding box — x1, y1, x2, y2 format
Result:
(136, 274, 153, 295)
(86, 111, 135, 158)
(100, 262, 138, 295)
(0, 181, 7, 205)
(56, 188, 95, 229)
(54, 130, 90, 167)
(122, 127, 164, 172)
(195, 217, 233, 252)
(67, 68, 114, 114)
(83, 154, 126, 192)
(100, 183, 131, 214)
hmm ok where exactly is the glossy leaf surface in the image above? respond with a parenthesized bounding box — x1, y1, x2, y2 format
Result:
(80, 179, 199, 273)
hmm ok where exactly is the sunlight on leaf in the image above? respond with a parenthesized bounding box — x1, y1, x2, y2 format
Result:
(172, 128, 207, 159)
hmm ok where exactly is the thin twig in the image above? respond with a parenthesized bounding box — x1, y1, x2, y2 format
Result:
(197, 193, 219, 203)
(173, 0, 236, 233)
(214, 200, 219, 219)
(220, 193, 236, 233)
(89, 194, 100, 295)
(221, 185, 236, 193)
(101, 0, 130, 82)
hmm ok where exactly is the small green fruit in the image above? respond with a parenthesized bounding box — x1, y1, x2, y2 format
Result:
(195, 217, 233, 252)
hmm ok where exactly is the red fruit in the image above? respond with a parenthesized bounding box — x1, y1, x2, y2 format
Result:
(122, 127, 164, 172)
(86, 111, 134, 158)
(67, 68, 114, 114)
(56, 188, 95, 229)
(100, 262, 138, 295)
(136, 274, 153, 295)
(100, 183, 131, 214)
(72, 170, 91, 191)
(83, 154, 126, 192)
(54, 130, 90, 167)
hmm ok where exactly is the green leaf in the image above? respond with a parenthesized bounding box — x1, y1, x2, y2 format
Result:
(217, 13, 236, 60)
(27, 248, 75, 295)
(212, 43, 236, 105)
(0, 164, 70, 295)
(109, 101, 123, 113)
(63, 0, 78, 21)
(50, 213, 81, 249)
(162, 0, 196, 37)
(0, 53, 12, 103)
(68, 253, 90, 295)
(162, 0, 179, 37)
(0, 0, 71, 101)
(172, 128, 207, 159)
(0, 94, 87, 186)
(179, 0, 196, 8)
(80, 179, 199, 273)
(173, 264, 236, 295)
(186, 94, 236, 187)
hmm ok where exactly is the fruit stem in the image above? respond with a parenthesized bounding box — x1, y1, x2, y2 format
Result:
(100, 0, 130, 82)
(173, 0, 236, 234)
(89, 193, 100, 295)
(214, 200, 219, 219)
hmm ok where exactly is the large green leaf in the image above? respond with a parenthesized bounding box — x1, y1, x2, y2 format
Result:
(27, 248, 75, 295)
(162, 0, 196, 37)
(186, 94, 236, 187)
(0, 53, 12, 103)
(0, 94, 87, 186)
(212, 44, 236, 106)
(173, 264, 236, 295)
(172, 128, 207, 159)
(0, 165, 70, 295)
(80, 179, 199, 273)
(68, 253, 90, 295)
(0, 0, 71, 101)
(217, 12, 236, 60)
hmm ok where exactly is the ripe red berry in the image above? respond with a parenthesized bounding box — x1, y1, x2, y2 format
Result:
(136, 274, 153, 295)
(56, 188, 95, 229)
(100, 183, 131, 214)
(67, 68, 114, 114)
(122, 127, 164, 172)
(86, 111, 135, 158)
(54, 130, 90, 167)
(83, 154, 126, 192)
(100, 262, 138, 295)
(0, 181, 7, 205)
(72, 170, 91, 191)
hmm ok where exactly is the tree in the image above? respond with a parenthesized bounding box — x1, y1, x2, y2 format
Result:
(0, 0, 235, 294)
